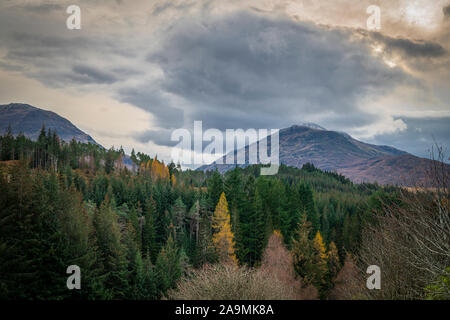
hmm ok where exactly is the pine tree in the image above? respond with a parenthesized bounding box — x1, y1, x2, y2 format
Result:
(298, 183, 319, 233)
(142, 197, 158, 263)
(93, 196, 129, 299)
(237, 181, 269, 267)
(142, 254, 157, 299)
(292, 215, 315, 284)
(207, 170, 223, 210)
(172, 197, 186, 243)
(155, 235, 182, 297)
(212, 192, 237, 264)
(193, 199, 217, 267)
(224, 168, 243, 229)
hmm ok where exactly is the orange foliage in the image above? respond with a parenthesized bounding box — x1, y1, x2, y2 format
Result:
(139, 156, 170, 181)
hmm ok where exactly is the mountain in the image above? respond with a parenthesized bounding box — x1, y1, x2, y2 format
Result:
(199, 124, 446, 186)
(0, 103, 98, 144)
(1, 104, 444, 185)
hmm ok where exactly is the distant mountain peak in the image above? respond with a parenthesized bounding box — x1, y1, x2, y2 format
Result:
(196, 122, 445, 186)
(0, 103, 99, 145)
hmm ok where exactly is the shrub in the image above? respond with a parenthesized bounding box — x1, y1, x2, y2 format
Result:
(168, 264, 293, 300)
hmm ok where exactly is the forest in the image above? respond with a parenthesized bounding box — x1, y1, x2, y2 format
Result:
(0, 126, 448, 300)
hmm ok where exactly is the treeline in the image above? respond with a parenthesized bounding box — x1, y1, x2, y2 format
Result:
(0, 130, 387, 299)
(0, 125, 124, 172)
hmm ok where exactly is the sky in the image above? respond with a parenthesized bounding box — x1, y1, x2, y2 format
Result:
(0, 0, 449, 163)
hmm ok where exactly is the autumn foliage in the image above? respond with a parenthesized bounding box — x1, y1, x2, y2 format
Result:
(261, 231, 318, 299)
(212, 192, 237, 265)
(140, 156, 170, 181)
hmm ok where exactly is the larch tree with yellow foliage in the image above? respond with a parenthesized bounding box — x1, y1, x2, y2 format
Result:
(292, 219, 330, 298)
(146, 156, 169, 181)
(212, 192, 237, 265)
(327, 241, 341, 280)
(312, 231, 329, 297)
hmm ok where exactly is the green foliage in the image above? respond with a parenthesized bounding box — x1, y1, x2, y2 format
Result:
(142, 197, 158, 263)
(0, 130, 386, 300)
(207, 170, 223, 210)
(155, 235, 182, 297)
(425, 268, 450, 300)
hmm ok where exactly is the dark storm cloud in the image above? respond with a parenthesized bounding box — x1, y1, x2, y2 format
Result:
(370, 32, 447, 58)
(4, 32, 133, 61)
(321, 111, 383, 129)
(152, 1, 195, 16)
(146, 12, 409, 131)
(20, 3, 64, 13)
(117, 86, 184, 129)
(1, 4, 445, 155)
(71, 64, 117, 84)
(444, 5, 450, 18)
(0, 30, 136, 87)
(133, 128, 176, 146)
(370, 117, 450, 160)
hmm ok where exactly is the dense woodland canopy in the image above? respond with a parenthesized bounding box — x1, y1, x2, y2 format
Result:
(0, 127, 448, 300)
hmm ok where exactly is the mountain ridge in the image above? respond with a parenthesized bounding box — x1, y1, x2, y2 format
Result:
(198, 124, 444, 186)
(1, 103, 445, 186)
(0, 103, 98, 145)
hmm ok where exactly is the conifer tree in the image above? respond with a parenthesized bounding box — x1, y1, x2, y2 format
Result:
(155, 235, 182, 297)
(224, 168, 243, 229)
(193, 199, 217, 267)
(298, 183, 319, 233)
(211, 192, 237, 264)
(172, 197, 187, 243)
(93, 195, 129, 299)
(327, 241, 341, 281)
(292, 215, 315, 284)
(142, 254, 157, 299)
(207, 170, 223, 210)
(142, 197, 158, 263)
(312, 231, 328, 293)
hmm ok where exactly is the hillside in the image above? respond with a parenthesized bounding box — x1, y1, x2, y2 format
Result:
(199, 125, 446, 186)
(0, 103, 98, 144)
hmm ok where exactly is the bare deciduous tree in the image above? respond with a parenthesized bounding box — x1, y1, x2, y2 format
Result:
(359, 145, 449, 299)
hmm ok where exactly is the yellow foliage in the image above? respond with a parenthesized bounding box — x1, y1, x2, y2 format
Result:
(212, 192, 237, 264)
(313, 231, 328, 261)
(327, 241, 341, 278)
(273, 229, 283, 239)
(141, 156, 169, 181)
(171, 174, 177, 187)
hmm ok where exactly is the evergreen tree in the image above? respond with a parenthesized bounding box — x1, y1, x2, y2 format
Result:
(172, 197, 187, 244)
(141, 254, 157, 299)
(142, 197, 158, 263)
(93, 196, 129, 299)
(292, 215, 315, 284)
(298, 183, 319, 233)
(224, 168, 243, 230)
(155, 235, 182, 297)
(207, 170, 223, 210)
(193, 199, 217, 267)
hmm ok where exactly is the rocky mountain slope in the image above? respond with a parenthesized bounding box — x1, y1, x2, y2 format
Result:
(199, 125, 446, 185)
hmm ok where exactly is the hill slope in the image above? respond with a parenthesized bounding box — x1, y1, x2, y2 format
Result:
(199, 125, 445, 185)
(0, 103, 98, 144)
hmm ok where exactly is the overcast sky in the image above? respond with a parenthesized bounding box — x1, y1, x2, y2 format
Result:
(0, 0, 449, 162)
